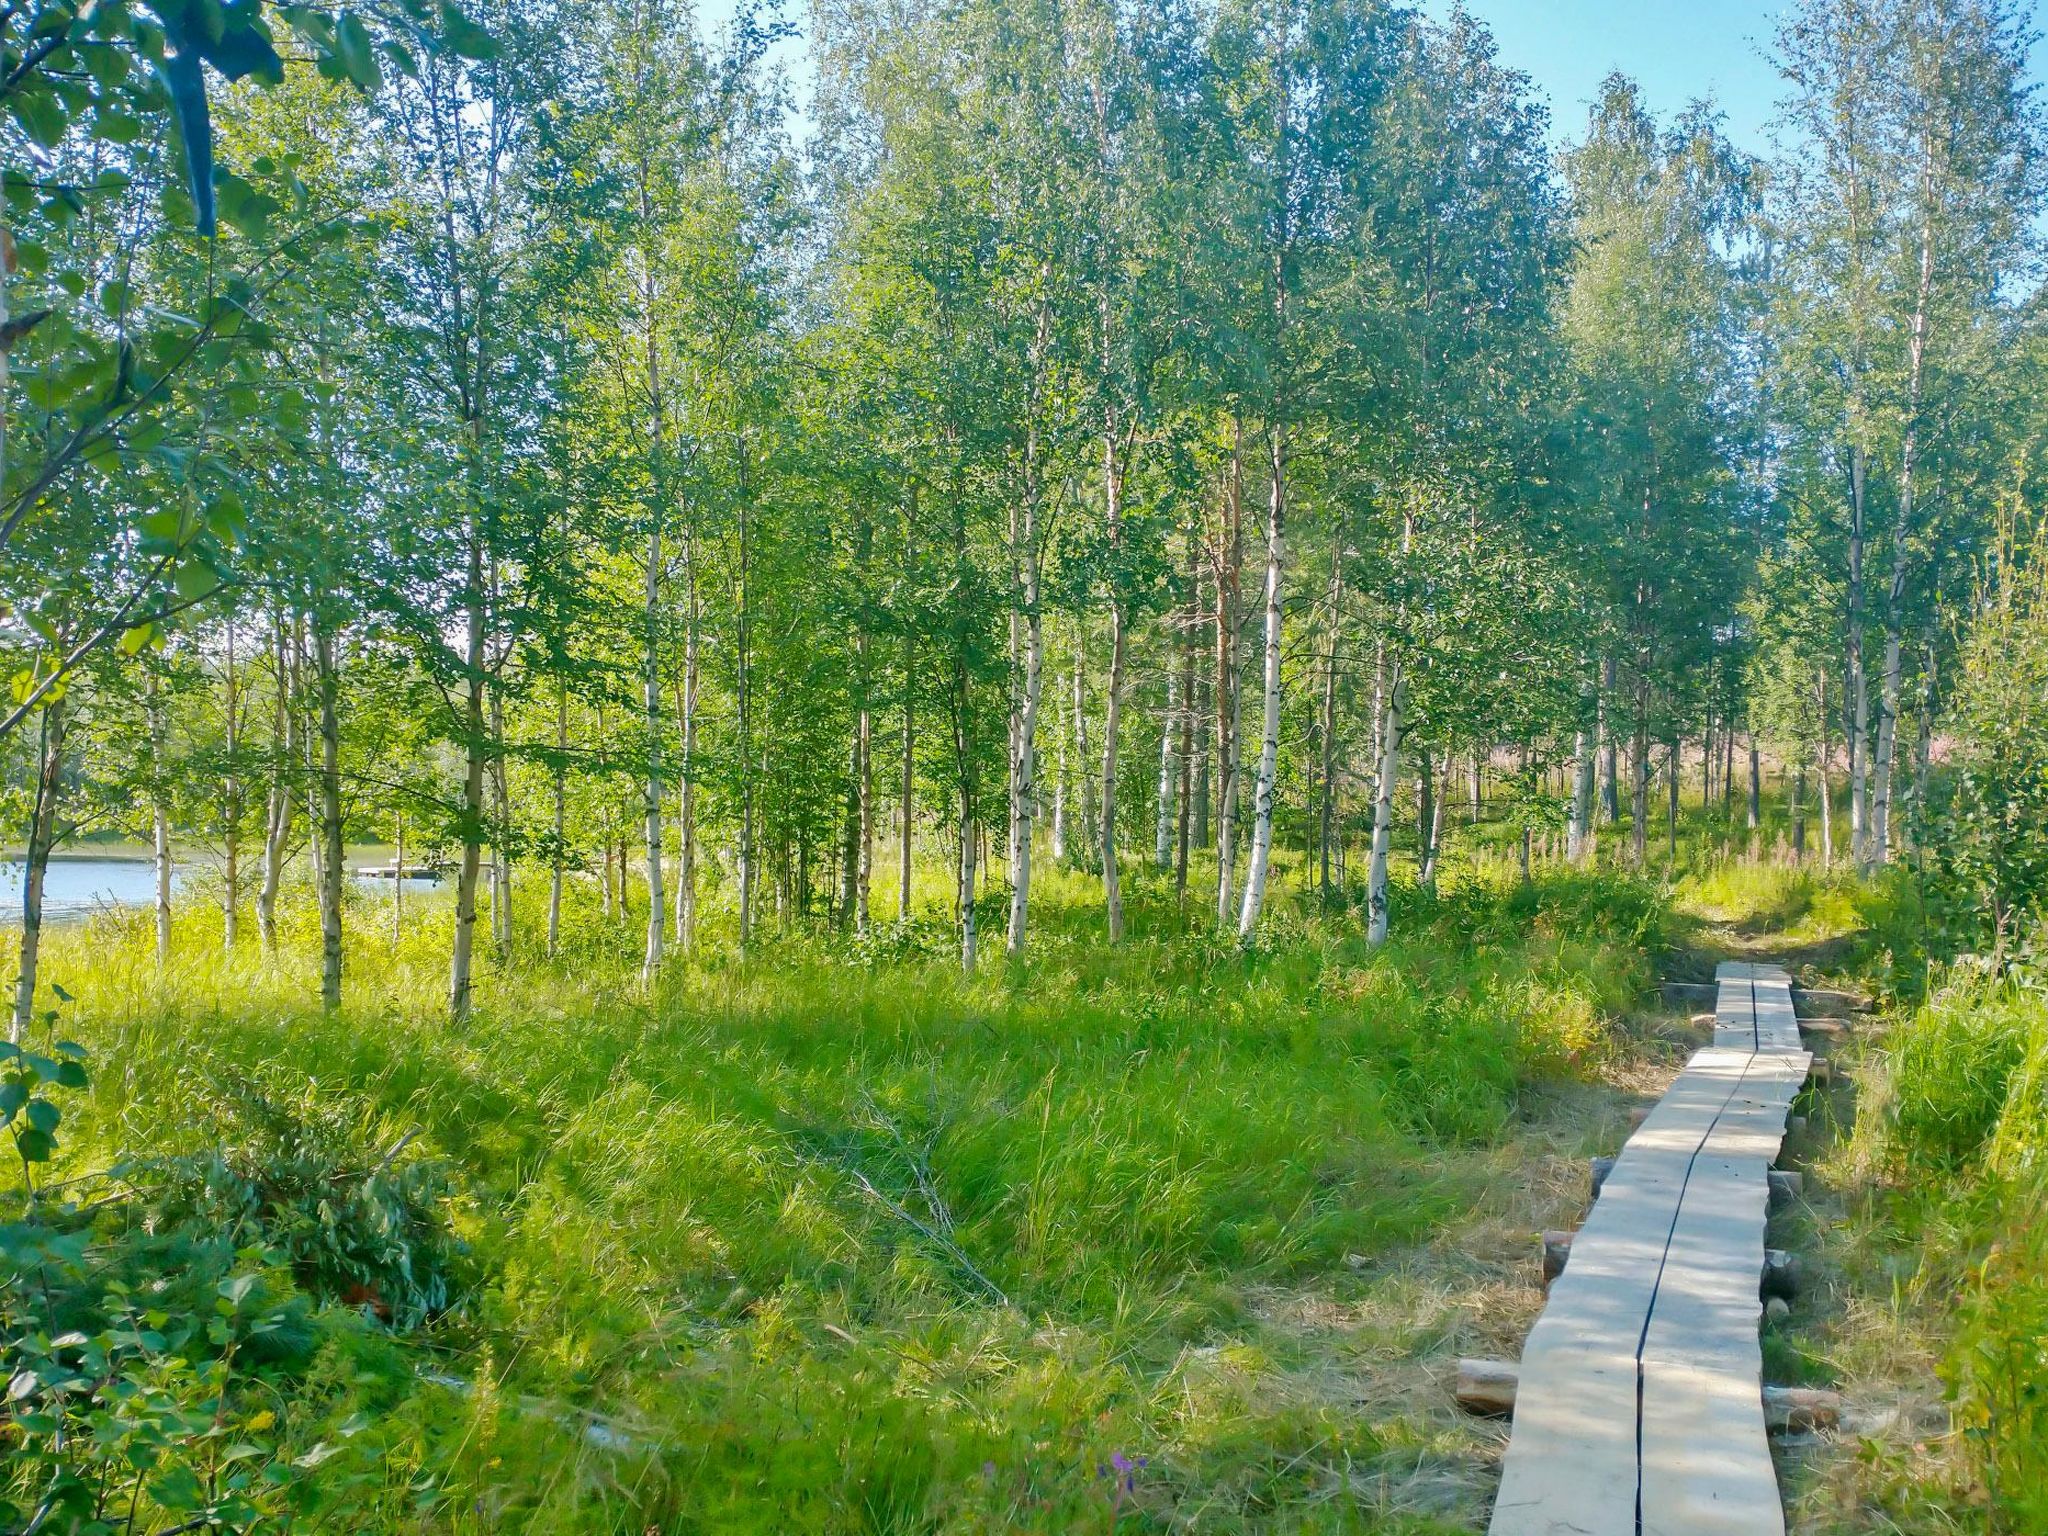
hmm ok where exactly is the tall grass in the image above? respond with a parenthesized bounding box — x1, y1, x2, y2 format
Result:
(1855, 966, 2048, 1532)
(13, 858, 1655, 1534)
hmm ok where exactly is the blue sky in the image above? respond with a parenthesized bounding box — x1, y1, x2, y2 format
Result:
(713, 0, 2041, 159)
(1435, 0, 1787, 153)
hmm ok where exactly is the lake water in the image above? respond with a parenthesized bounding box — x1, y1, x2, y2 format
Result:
(0, 859, 441, 919)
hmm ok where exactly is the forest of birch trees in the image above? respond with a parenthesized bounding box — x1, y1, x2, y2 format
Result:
(3, 0, 2045, 1012)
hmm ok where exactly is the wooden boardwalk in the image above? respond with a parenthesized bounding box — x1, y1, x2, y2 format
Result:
(1487, 962, 1810, 1536)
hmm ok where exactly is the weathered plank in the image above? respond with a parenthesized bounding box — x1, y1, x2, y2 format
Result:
(1489, 1051, 1758, 1536)
(1486, 1042, 1810, 1536)
(1638, 1050, 1808, 1536)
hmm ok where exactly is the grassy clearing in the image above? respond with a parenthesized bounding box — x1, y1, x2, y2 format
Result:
(8, 858, 1671, 1534)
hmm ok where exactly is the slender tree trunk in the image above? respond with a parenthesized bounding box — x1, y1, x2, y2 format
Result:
(897, 509, 916, 924)
(1747, 733, 1761, 833)
(549, 686, 566, 957)
(449, 522, 487, 1025)
(1792, 763, 1807, 861)
(1154, 673, 1177, 870)
(1175, 569, 1198, 903)
(676, 551, 700, 951)
(735, 447, 756, 949)
(1846, 443, 1871, 869)
(1101, 434, 1128, 943)
(641, 516, 665, 981)
(1214, 441, 1244, 924)
(12, 699, 68, 1042)
(1599, 658, 1619, 823)
(855, 634, 873, 936)
(299, 619, 321, 899)
(488, 564, 510, 959)
(147, 669, 171, 969)
(1365, 664, 1405, 946)
(1816, 666, 1835, 868)
(222, 618, 241, 951)
(1237, 424, 1285, 941)
(1190, 665, 1211, 854)
(899, 639, 915, 924)
(1101, 598, 1127, 941)
(1422, 749, 1448, 886)
(392, 814, 406, 942)
(1317, 543, 1343, 898)
(1910, 638, 1936, 857)
(1051, 676, 1068, 865)
(259, 613, 292, 953)
(1666, 730, 1680, 862)
(1415, 742, 1435, 883)
(1006, 481, 1045, 958)
(1873, 184, 1937, 871)
(313, 619, 344, 1011)
(1631, 673, 1650, 865)
(958, 795, 977, 975)
(1569, 664, 1597, 865)
(1074, 653, 1096, 871)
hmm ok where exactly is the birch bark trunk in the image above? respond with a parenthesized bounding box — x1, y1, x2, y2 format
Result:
(1817, 666, 1835, 868)
(1365, 664, 1405, 946)
(147, 668, 171, 968)
(1050, 677, 1068, 865)
(675, 567, 700, 949)
(222, 618, 241, 950)
(899, 519, 916, 924)
(12, 699, 68, 1042)
(315, 619, 343, 1011)
(1101, 434, 1128, 944)
(1846, 443, 1871, 869)
(448, 517, 487, 1024)
(259, 612, 293, 952)
(549, 685, 566, 956)
(1154, 674, 1177, 870)
(1872, 178, 1937, 871)
(1214, 437, 1244, 925)
(1236, 424, 1285, 941)
(1569, 722, 1596, 866)
(641, 514, 665, 981)
(1005, 363, 1047, 956)
(1599, 657, 1618, 822)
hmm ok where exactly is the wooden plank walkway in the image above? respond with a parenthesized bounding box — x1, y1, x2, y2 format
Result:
(1488, 962, 1809, 1536)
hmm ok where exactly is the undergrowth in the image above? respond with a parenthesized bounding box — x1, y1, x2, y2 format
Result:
(3, 856, 1661, 1534)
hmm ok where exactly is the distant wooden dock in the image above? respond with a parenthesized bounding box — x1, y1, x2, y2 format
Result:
(1474, 961, 1813, 1535)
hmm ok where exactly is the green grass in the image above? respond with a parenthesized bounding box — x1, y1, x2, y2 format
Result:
(7, 855, 1660, 1534)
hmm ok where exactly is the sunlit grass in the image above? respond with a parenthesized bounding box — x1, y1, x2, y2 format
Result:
(20, 851, 1659, 1533)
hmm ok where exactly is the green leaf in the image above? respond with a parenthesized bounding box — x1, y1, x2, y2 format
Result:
(173, 560, 219, 603)
(23, 1101, 58, 1135)
(336, 13, 382, 91)
(15, 1128, 54, 1163)
(119, 622, 160, 657)
(0, 1080, 26, 1125)
(95, 109, 145, 145)
(218, 1272, 261, 1306)
(13, 87, 70, 149)
(437, 2, 497, 59)
(53, 1061, 86, 1090)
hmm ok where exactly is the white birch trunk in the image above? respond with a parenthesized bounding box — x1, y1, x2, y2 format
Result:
(1366, 664, 1405, 946)
(1236, 425, 1285, 941)
(641, 518, 665, 980)
(1154, 673, 1177, 869)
